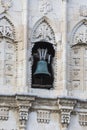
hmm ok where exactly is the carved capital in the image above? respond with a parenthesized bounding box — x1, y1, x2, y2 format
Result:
(16, 96, 35, 130)
(58, 99, 76, 127)
(18, 105, 31, 129)
(60, 109, 71, 127)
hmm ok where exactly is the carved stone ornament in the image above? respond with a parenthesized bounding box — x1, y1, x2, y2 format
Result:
(18, 105, 31, 129)
(60, 109, 71, 126)
(39, 0, 53, 15)
(0, 107, 9, 120)
(37, 110, 50, 123)
(31, 17, 55, 45)
(80, 5, 87, 17)
(79, 112, 87, 126)
(1, 0, 13, 12)
(72, 20, 87, 46)
(16, 95, 35, 130)
(58, 99, 76, 127)
(0, 16, 15, 40)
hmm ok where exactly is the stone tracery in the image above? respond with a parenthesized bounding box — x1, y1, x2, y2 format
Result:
(31, 17, 55, 45)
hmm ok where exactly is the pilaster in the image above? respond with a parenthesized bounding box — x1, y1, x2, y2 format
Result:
(62, 0, 68, 95)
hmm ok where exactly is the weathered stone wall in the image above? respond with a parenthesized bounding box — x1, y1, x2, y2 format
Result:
(0, 0, 87, 130)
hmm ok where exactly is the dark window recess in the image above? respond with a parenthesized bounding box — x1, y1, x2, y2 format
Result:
(32, 41, 55, 89)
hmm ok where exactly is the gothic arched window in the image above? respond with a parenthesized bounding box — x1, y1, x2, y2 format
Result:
(30, 17, 56, 89)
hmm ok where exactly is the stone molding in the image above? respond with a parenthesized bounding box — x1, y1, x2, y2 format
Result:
(0, 95, 87, 128)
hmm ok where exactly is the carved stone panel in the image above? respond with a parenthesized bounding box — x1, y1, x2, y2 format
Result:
(79, 112, 87, 126)
(37, 110, 50, 123)
(31, 17, 55, 44)
(72, 20, 87, 46)
(0, 16, 15, 40)
(4, 41, 16, 86)
(0, 107, 9, 120)
(1, 0, 13, 12)
(70, 46, 87, 91)
(0, 17, 16, 87)
(39, 0, 53, 15)
(80, 5, 87, 17)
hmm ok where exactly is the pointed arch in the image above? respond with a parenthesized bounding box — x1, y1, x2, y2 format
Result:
(0, 15, 15, 40)
(70, 19, 87, 46)
(31, 16, 56, 45)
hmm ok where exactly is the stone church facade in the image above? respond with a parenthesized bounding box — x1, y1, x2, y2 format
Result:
(0, 0, 87, 130)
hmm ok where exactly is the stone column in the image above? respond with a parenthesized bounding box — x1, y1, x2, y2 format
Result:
(21, 0, 28, 92)
(62, 0, 68, 95)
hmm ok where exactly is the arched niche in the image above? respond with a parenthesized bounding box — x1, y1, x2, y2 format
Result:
(29, 17, 57, 89)
(71, 19, 87, 46)
(0, 16, 16, 87)
(69, 19, 87, 95)
(32, 41, 55, 89)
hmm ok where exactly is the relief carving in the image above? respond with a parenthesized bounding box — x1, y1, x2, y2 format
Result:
(31, 17, 55, 44)
(18, 102, 32, 130)
(79, 112, 87, 126)
(72, 20, 87, 46)
(1, 0, 13, 12)
(39, 0, 53, 15)
(69, 21, 87, 94)
(0, 16, 16, 86)
(58, 99, 76, 127)
(0, 107, 9, 120)
(37, 110, 50, 123)
(0, 16, 15, 40)
(80, 5, 87, 17)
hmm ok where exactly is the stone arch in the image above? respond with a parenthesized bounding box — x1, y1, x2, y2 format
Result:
(70, 19, 87, 46)
(31, 16, 56, 46)
(29, 17, 58, 89)
(0, 15, 15, 40)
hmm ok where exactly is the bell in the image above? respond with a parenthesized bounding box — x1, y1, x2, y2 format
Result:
(34, 60, 50, 76)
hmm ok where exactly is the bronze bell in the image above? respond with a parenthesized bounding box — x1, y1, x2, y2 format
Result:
(34, 60, 50, 76)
